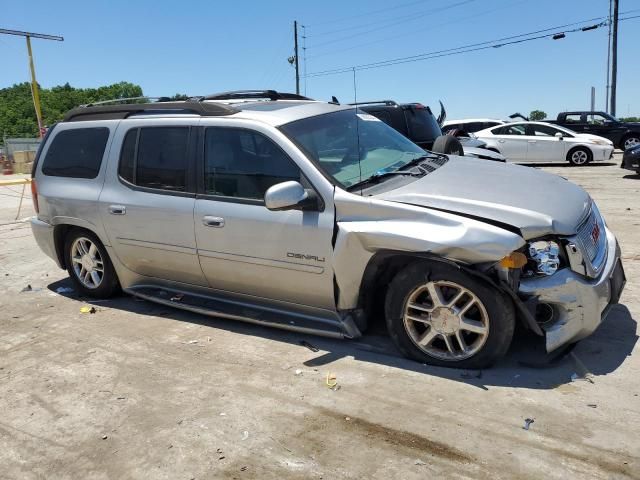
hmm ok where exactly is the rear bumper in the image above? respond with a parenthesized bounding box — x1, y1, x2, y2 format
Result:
(31, 217, 62, 268)
(518, 227, 624, 352)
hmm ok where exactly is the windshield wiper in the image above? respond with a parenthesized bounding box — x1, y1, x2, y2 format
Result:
(347, 169, 421, 191)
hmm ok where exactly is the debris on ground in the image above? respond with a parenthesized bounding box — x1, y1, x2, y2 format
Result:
(170, 293, 184, 302)
(21, 284, 32, 292)
(295, 369, 303, 376)
(461, 370, 483, 379)
(241, 430, 249, 441)
(326, 372, 339, 390)
(299, 340, 319, 352)
(587, 404, 598, 408)
(80, 306, 97, 314)
(571, 372, 595, 384)
(415, 460, 427, 466)
(101, 435, 108, 440)
(523, 418, 535, 430)
(55, 286, 74, 294)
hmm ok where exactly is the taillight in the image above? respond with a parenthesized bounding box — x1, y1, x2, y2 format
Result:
(31, 179, 39, 214)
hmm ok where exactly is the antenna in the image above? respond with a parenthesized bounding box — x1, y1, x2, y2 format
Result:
(352, 67, 363, 191)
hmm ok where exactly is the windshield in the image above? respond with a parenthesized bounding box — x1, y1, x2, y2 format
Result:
(280, 109, 426, 188)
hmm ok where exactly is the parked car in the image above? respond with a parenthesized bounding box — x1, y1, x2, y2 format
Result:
(356, 101, 505, 162)
(442, 118, 505, 135)
(30, 91, 625, 368)
(475, 122, 615, 165)
(621, 143, 640, 174)
(548, 111, 640, 150)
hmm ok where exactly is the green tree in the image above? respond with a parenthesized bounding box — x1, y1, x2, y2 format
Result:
(529, 110, 547, 121)
(0, 81, 144, 144)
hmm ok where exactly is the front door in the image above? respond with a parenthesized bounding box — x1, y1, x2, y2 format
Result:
(100, 119, 207, 286)
(194, 126, 336, 310)
(524, 124, 566, 162)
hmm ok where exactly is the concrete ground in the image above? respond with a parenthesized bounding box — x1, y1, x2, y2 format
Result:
(1, 157, 639, 479)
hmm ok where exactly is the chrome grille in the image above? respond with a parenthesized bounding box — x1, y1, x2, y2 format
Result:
(575, 205, 607, 275)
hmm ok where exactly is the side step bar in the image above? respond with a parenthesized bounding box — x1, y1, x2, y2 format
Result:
(125, 286, 351, 339)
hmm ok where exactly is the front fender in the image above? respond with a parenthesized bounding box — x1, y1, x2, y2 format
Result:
(332, 191, 525, 309)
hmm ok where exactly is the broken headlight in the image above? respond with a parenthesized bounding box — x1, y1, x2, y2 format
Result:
(525, 240, 560, 276)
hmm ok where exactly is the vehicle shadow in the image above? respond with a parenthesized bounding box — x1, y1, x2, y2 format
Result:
(47, 280, 637, 391)
(517, 162, 618, 168)
(623, 174, 640, 179)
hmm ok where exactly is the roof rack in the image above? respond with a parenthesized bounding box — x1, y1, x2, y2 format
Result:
(63, 100, 237, 122)
(197, 89, 312, 102)
(348, 100, 398, 107)
(81, 96, 175, 107)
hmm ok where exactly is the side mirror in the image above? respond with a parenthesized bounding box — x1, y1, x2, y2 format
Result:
(555, 132, 564, 140)
(264, 181, 319, 211)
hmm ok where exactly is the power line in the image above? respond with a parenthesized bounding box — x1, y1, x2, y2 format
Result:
(305, 0, 430, 28)
(306, 14, 639, 78)
(306, 0, 529, 60)
(306, 0, 476, 50)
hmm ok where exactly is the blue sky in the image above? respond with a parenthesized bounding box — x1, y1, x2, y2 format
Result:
(1, 0, 638, 119)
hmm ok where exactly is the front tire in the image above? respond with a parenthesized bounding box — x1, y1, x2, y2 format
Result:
(567, 147, 592, 166)
(623, 135, 640, 150)
(64, 228, 120, 299)
(385, 261, 514, 369)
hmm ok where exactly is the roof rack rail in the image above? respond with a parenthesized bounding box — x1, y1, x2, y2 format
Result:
(63, 100, 237, 122)
(81, 96, 174, 107)
(197, 90, 312, 102)
(348, 100, 398, 107)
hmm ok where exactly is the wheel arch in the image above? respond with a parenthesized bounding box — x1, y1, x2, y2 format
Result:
(53, 221, 108, 269)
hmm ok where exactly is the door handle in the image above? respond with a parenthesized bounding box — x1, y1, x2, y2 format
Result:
(528, 140, 537, 143)
(498, 140, 506, 143)
(202, 216, 225, 228)
(109, 205, 126, 215)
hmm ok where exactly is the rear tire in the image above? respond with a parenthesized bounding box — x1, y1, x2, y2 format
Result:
(385, 261, 514, 369)
(567, 147, 592, 166)
(64, 228, 120, 299)
(432, 135, 464, 156)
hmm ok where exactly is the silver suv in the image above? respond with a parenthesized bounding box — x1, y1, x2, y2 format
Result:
(30, 90, 626, 368)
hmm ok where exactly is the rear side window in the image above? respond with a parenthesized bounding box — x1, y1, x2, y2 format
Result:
(204, 128, 300, 200)
(42, 128, 109, 178)
(119, 127, 190, 192)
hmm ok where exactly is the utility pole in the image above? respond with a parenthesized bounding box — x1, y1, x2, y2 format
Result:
(610, 0, 619, 116)
(294, 21, 300, 95)
(605, 0, 612, 113)
(590, 86, 596, 112)
(0, 29, 64, 137)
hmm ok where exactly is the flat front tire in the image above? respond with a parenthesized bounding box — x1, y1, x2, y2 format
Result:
(385, 261, 514, 369)
(64, 228, 119, 299)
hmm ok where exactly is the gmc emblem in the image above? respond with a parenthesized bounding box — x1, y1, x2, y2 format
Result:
(591, 222, 601, 243)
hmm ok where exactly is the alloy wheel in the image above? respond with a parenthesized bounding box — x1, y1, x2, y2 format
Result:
(71, 237, 104, 289)
(571, 150, 589, 165)
(403, 280, 490, 361)
(624, 137, 640, 150)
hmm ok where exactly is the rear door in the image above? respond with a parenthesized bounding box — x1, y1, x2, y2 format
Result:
(193, 124, 336, 309)
(524, 124, 566, 162)
(99, 118, 207, 286)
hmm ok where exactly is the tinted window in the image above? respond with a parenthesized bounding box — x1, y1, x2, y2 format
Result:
(564, 114, 583, 124)
(205, 128, 300, 200)
(405, 108, 442, 142)
(499, 124, 527, 135)
(588, 114, 609, 125)
(367, 110, 393, 126)
(118, 127, 190, 192)
(42, 128, 109, 178)
(530, 124, 560, 136)
(483, 122, 502, 130)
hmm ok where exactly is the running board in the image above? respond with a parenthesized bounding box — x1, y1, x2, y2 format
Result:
(125, 286, 350, 339)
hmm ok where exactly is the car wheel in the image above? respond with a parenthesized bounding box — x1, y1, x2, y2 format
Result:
(385, 261, 514, 369)
(64, 228, 120, 299)
(623, 135, 640, 150)
(432, 135, 464, 156)
(567, 147, 592, 166)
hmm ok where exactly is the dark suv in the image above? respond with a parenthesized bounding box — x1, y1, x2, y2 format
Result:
(355, 101, 504, 162)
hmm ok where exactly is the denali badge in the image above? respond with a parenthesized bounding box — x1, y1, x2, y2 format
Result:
(287, 252, 325, 262)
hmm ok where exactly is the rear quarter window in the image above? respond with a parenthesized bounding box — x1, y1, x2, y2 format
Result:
(41, 128, 109, 179)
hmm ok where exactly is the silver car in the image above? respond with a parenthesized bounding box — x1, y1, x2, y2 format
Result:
(30, 91, 626, 368)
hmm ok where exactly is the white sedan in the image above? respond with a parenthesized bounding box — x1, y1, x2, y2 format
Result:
(474, 122, 614, 165)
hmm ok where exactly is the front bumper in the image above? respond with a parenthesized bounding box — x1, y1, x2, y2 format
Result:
(31, 217, 62, 268)
(621, 151, 640, 171)
(518, 227, 625, 352)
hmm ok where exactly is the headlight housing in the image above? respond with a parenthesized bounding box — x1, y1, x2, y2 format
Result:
(525, 240, 561, 276)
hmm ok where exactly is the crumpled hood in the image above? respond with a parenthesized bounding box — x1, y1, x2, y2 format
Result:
(376, 156, 591, 239)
